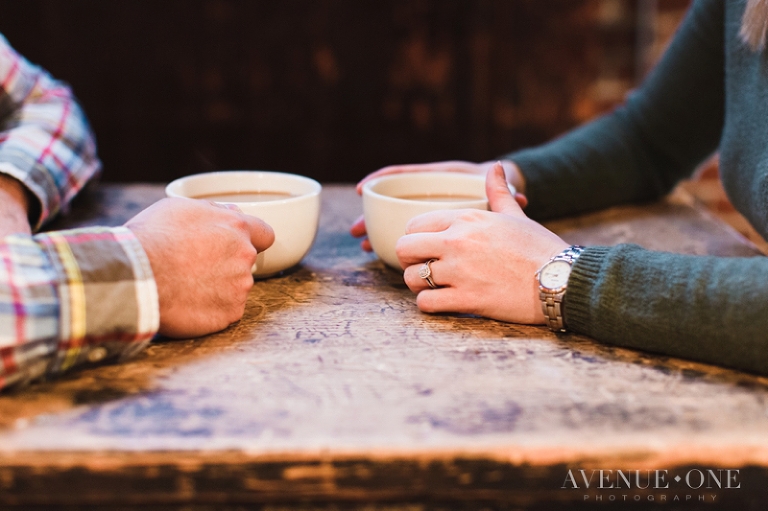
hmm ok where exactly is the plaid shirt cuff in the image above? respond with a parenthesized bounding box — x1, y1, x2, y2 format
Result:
(0, 226, 159, 389)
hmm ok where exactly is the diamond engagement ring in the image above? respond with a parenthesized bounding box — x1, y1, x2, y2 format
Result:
(418, 259, 438, 289)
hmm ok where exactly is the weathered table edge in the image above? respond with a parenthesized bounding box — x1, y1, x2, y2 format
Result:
(0, 448, 764, 507)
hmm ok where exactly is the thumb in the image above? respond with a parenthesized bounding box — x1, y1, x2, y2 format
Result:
(242, 214, 275, 252)
(486, 161, 525, 217)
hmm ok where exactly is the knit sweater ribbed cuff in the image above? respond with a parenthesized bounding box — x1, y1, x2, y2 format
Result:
(563, 245, 611, 336)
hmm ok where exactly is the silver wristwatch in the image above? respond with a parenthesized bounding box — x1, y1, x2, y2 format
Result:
(535, 245, 584, 332)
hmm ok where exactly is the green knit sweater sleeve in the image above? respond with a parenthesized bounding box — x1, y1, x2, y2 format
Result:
(567, 245, 768, 376)
(497, 0, 768, 376)
(506, 0, 724, 221)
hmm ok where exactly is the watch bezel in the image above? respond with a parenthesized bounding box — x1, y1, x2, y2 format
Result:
(537, 259, 573, 294)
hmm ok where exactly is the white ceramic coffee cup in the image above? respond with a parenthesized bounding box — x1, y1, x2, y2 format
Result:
(362, 172, 491, 269)
(165, 170, 322, 278)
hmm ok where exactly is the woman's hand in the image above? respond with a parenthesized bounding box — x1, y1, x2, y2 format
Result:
(395, 162, 568, 324)
(350, 159, 527, 252)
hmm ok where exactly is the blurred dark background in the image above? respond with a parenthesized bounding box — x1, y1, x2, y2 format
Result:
(0, 0, 689, 184)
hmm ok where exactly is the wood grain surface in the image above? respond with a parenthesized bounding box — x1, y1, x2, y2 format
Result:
(1, 184, 767, 509)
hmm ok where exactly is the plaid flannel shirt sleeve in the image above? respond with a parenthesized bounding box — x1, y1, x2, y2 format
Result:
(0, 226, 159, 390)
(0, 33, 101, 229)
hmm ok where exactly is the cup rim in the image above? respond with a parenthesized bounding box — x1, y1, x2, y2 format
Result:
(165, 170, 322, 204)
(361, 171, 487, 206)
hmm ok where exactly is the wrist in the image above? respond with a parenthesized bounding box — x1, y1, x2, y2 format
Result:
(0, 174, 33, 235)
(0, 173, 30, 208)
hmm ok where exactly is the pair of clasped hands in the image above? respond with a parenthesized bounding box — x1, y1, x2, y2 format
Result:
(0, 161, 568, 339)
(351, 160, 569, 325)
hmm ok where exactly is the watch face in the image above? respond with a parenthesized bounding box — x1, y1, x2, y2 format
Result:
(539, 260, 571, 290)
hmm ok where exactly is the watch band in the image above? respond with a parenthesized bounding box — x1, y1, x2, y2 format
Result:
(538, 245, 584, 332)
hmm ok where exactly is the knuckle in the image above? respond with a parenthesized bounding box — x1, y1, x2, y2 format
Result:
(226, 236, 257, 263)
(395, 237, 412, 260)
(224, 298, 247, 325)
(242, 245, 258, 266)
(225, 272, 252, 297)
(458, 209, 485, 223)
(231, 215, 250, 233)
(240, 274, 255, 293)
(443, 232, 464, 250)
(229, 305, 246, 324)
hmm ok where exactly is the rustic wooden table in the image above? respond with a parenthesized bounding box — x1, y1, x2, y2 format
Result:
(1, 184, 767, 510)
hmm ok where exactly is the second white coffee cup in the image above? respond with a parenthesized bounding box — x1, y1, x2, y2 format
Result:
(362, 172, 490, 269)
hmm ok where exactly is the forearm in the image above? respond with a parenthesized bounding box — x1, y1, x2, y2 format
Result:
(565, 245, 768, 376)
(506, 0, 724, 220)
(0, 227, 159, 390)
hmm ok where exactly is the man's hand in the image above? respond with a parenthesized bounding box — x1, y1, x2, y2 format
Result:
(126, 198, 275, 338)
(0, 174, 33, 237)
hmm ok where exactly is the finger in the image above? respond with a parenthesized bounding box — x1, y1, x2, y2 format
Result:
(241, 214, 275, 252)
(205, 200, 242, 213)
(403, 260, 444, 292)
(514, 192, 529, 209)
(350, 214, 367, 238)
(395, 232, 445, 268)
(360, 238, 373, 252)
(404, 209, 463, 235)
(416, 286, 472, 315)
(221, 203, 243, 213)
(486, 162, 525, 218)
